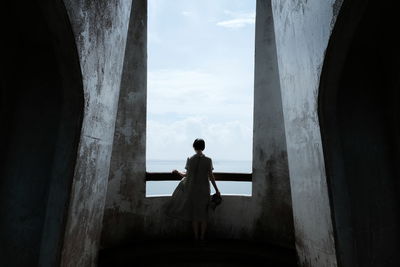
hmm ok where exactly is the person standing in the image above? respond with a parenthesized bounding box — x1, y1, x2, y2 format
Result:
(166, 138, 221, 241)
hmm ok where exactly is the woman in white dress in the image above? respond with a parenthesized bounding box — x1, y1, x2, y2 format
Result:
(166, 138, 220, 241)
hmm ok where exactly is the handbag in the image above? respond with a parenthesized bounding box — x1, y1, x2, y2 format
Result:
(209, 193, 222, 210)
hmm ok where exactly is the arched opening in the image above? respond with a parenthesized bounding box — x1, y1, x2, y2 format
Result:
(319, 1, 400, 266)
(0, 2, 84, 266)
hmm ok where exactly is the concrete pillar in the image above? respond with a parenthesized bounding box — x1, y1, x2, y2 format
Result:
(60, 1, 132, 266)
(251, 0, 294, 247)
(102, 0, 148, 247)
(270, 0, 343, 266)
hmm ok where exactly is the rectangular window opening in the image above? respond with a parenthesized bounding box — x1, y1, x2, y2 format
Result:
(146, 1, 256, 197)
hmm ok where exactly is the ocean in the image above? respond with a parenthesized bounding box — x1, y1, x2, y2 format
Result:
(146, 159, 252, 196)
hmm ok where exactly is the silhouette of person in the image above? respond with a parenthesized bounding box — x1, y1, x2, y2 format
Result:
(166, 138, 220, 241)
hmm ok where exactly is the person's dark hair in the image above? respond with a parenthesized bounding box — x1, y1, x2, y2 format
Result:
(193, 138, 205, 151)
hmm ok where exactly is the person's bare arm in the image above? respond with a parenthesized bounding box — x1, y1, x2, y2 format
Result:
(209, 171, 220, 195)
(172, 169, 186, 178)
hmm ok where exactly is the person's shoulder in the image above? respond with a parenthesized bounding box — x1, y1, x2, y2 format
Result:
(204, 156, 212, 162)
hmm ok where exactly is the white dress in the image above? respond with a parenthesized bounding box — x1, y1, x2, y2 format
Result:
(165, 154, 214, 221)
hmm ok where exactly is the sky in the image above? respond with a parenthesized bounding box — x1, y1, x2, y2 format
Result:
(147, 0, 256, 162)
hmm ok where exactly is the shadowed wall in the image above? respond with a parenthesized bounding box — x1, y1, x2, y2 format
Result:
(319, 0, 400, 266)
(0, 1, 83, 266)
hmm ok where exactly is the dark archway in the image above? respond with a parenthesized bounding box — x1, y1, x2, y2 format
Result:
(0, 1, 84, 266)
(319, 0, 400, 266)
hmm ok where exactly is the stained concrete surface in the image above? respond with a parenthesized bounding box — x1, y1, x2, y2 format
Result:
(59, 0, 132, 266)
(252, 0, 294, 247)
(270, 0, 344, 266)
(1, 0, 133, 265)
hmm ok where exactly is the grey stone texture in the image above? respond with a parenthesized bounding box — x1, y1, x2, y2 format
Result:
(60, 0, 132, 266)
(270, 0, 344, 266)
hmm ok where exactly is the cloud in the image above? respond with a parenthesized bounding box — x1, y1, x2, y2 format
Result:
(216, 12, 255, 29)
(147, 69, 253, 119)
(181, 11, 192, 17)
(147, 1, 256, 162)
(147, 68, 253, 161)
(146, 117, 252, 161)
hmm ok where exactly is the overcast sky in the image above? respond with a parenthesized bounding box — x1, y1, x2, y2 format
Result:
(147, 0, 256, 161)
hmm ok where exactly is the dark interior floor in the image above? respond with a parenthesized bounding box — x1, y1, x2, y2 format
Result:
(98, 239, 298, 267)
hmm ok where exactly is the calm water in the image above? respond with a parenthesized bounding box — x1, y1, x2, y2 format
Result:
(146, 159, 252, 196)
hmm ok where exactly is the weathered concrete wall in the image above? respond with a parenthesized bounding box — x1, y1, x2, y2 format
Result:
(101, 0, 150, 245)
(270, 0, 343, 266)
(319, 1, 400, 266)
(60, 1, 132, 266)
(0, 1, 83, 266)
(102, 0, 295, 250)
(251, 0, 294, 247)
